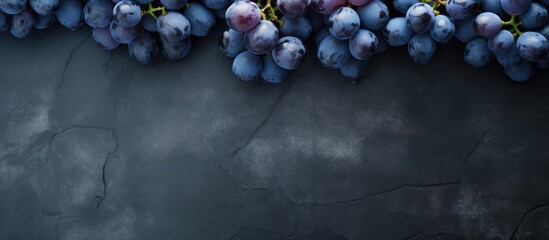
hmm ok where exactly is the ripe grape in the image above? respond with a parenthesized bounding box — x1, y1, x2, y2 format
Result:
(244, 20, 279, 55)
(277, 0, 311, 18)
(520, 3, 548, 30)
(272, 36, 306, 70)
(464, 38, 494, 68)
(408, 33, 436, 64)
(357, 0, 390, 31)
(280, 16, 312, 40)
(36, 14, 55, 29)
(445, 0, 480, 20)
(504, 60, 533, 82)
(0, 0, 26, 15)
(160, 37, 192, 60)
(312, 0, 346, 14)
(516, 32, 549, 62)
(10, 10, 36, 38)
(110, 21, 140, 44)
(184, 2, 216, 36)
(56, 0, 85, 31)
(429, 15, 455, 43)
(93, 27, 120, 50)
(473, 12, 501, 37)
(328, 7, 360, 40)
(30, 0, 60, 16)
(113, 0, 142, 27)
(157, 11, 191, 44)
(406, 3, 435, 33)
(501, 0, 532, 15)
(383, 17, 414, 46)
(225, 0, 261, 32)
(0, 11, 9, 33)
(317, 35, 350, 69)
(340, 57, 368, 79)
(220, 28, 246, 57)
(261, 55, 290, 84)
(232, 50, 262, 81)
(348, 29, 378, 60)
(84, 0, 114, 28)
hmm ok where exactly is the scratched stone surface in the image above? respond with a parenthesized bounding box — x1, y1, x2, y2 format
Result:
(1, 24, 549, 240)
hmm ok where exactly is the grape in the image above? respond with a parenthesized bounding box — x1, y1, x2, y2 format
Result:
(261, 55, 290, 84)
(454, 16, 478, 43)
(56, 0, 85, 31)
(312, 0, 346, 14)
(307, 11, 325, 31)
(0, 11, 9, 33)
(0, 0, 26, 15)
(539, 24, 549, 40)
(157, 11, 191, 44)
(383, 17, 414, 46)
(504, 60, 533, 82)
(315, 26, 331, 47)
(272, 36, 306, 70)
(393, 0, 418, 14)
(347, 0, 370, 7)
(520, 3, 548, 30)
(141, 14, 158, 32)
(406, 3, 435, 33)
(244, 20, 279, 54)
(496, 45, 521, 66)
(340, 57, 368, 79)
(225, 0, 261, 32)
(277, 0, 311, 18)
(317, 35, 350, 69)
(129, 31, 160, 64)
(183, 2, 216, 36)
(36, 14, 55, 29)
(113, 0, 141, 27)
(464, 38, 494, 68)
(328, 7, 360, 40)
(161, 0, 188, 10)
(488, 30, 514, 55)
(445, 0, 480, 20)
(160, 37, 192, 60)
(232, 50, 262, 81)
(516, 32, 549, 61)
(501, 0, 531, 15)
(429, 15, 455, 43)
(408, 33, 436, 64)
(536, 54, 549, 68)
(348, 28, 378, 60)
(356, 0, 390, 31)
(280, 16, 312, 40)
(30, 0, 60, 16)
(110, 21, 140, 44)
(481, 0, 504, 16)
(220, 28, 246, 57)
(473, 12, 501, 37)
(84, 0, 114, 28)
(373, 31, 388, 54)
(10, 10, 35, 38)
(203, 0, 231, 10)
(93, 27, 120, 50)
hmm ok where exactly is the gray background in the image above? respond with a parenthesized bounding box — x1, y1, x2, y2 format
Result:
(1, 24, 549, 239)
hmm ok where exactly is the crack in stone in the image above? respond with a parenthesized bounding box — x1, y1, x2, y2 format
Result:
(56, 33, 91, 91)
(461, 129, 492, 172)
(276, 227, 296, 240)
(402, 232, 422, 240)
(229, 78, 296, 159)
(509, 202, 549, 240)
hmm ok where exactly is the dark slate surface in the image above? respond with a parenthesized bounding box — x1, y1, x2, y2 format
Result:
(1, 24, 549, 240)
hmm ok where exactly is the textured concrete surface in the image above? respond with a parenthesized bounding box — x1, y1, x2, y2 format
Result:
(1, 24, 549, 240)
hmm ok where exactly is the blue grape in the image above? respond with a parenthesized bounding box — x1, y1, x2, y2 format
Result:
(496, 45, 521, 66)
(30, 0, 60, 16)
(93, 27, 120, 50)
(383, 17, 414, 46)
(357, 0, 390, 31)
(129, 31, 160, 64)
(408, 33, 436, 64)
(225, 0, 261, 32)
(244, 20, 279, 54)
(141, 14, 157, 32)
(536, 54, 549, 68)
(160, 37, 192, 60)
(56, 0, 85, 31)
(481, 0, 504, 16)
(317, 35, 350, 69)
(10, 10, 35, 38)
(219, 28, 246, 57)
(347, 0, 370, 7)
(539, 24, 549, 40)
(488, 30, 514, 55)
(161, 0, 188, 10)
(261, 55, 290, 84)
(0, 11, 9, 33)
(183, 3, 216, 37)
(232, 50, 262, 81)
(280, 16, 312, 40)
(157, 11, 191, 44)
(464, 38, 494, 68)
(328, 7, 360, 40)
(272, 36, 306, 70)
(501, 0, 531, 15)
(113, 0, 141, 27)
(84, 0, 114, 28)
(516, 31, 549, 61)
(340, 57, 368, 79)
(312, 0, 346, 15)
(307, 11, 324, 31)
(109, 21, 140, 44)
(504, 60, 533, 82)
(348, 29, 378, 60)
(445, 0, 480, 20)
(277, 0, 311, 18)
(315, 26, 331, 47)
(373, 31, 388, 54)
(406, 3, 435, 33)
(36, 14, 55, 29)
(203, 0, 231, 10)
(473, 12, 501, 37)
(0, 0, 26, 15)
(393, 0, 418, 14)
(429, 15, 455, 43)
(520, 3, 548, 30)
(454, 16, 478, 43)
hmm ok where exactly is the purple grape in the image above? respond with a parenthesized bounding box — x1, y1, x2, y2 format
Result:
(277, 0, 311, 18)
(496, 45, 521, 67)
(446, 0, 480, 20)
(408, 33, 436, 64)
(516, 31, 549, 61)
(244, 20, 279, 55)
(481, 0, 504, 16)
(501, 0, 531, 15)
(183, 2, 216, 36)
(348, 29, 378, 60)
(406, 3, 435, 33)
(347, 0, 370, 7)
(0, 0, 26, 15)
(520, 3, 548, 30)
(340, 57, 368, 79)
(280, 16, 312, 40)
(488, 30, 514, 55)
(356, 0, 390, 31)
(203, 0, 231, 10)
(129, 31, 160, 64)
(504, 59, 533, 82)
(383, 17, 414, 46)
(473, 12, 501, 37)
(10, 10, 35, 38)
(225, 0, 261, 32)
(312, 0, 346, 14)
(157, 11, 191, 45)
(110, 21, 140, 44)
(30, 0, 60, 16)
(317, 35, 350, 69)
(328, 7, 360, 40)
(56, 0, 85, 31)
(160, 37, 192, 60)
(113, 0, 141, 27)
(232, 50, 262, 81)
(36, 14, 55, 29)
(454, 16, 478, 43)
(272, 36, 306, 70)
(161, 0, 188, 10)
(141, 14, 157, 32)
(0, 11, 9, 33)
(315, 26, 331, 47)
(220, 28, 246, 57)
(261, 55, 290, 84)
(429, 15, 455, 43)
(84, 0, 114, 28)
(93, 27, 120, 50)
(464, 38, 494, 68)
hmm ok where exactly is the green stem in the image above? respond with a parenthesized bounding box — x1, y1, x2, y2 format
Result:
(142, 3, 166, 19)
(501, 15, 523, 38)
(259, 0, 284, 26)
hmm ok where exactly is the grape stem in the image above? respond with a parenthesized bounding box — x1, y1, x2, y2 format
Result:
(142, 3, 167, 19)
(501, 15, 523, 39)
(258, 0, 284, 26)
(422, 0, 446, 15)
